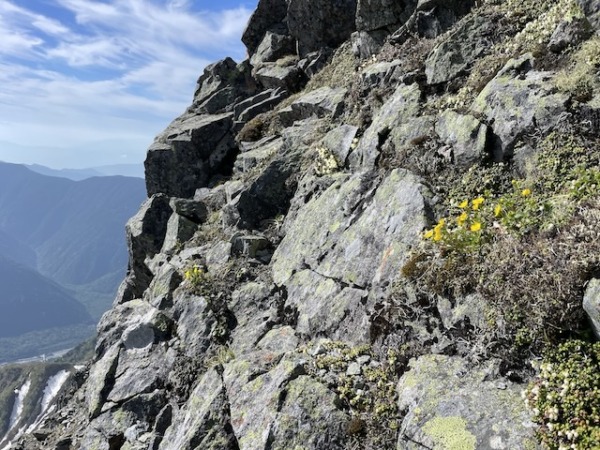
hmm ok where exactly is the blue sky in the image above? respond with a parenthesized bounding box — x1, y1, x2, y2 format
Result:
(0, 0, 256, 168)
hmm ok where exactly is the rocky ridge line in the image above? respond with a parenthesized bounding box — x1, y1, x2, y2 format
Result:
(14, 0, 600, 449)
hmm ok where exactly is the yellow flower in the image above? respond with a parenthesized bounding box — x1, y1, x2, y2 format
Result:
(472, 197, 484, 210)
(494, 204, 502, 217)
(428, 218, 446, 241)
(459, 199, 469, 209)
(424, 229, 434, 239)
(470, 222, 482, 232)
(521, 188, 532, 197)
(457, 211, 468, 226)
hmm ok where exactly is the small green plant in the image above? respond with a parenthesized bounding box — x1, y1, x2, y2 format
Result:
(524, 340, 600, 450)
(569, 167, 600, 200)
(205, 346, 235, 369)
(494, 181, 552, 234)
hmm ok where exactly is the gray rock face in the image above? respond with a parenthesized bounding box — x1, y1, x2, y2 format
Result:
(356, 0, 416, 32)
(583, 278, 600, 338)
(298, 48, 333, 77)
(169, 198, 208, 224)
(472, 55, 569, 160)
(234, 88, 287, 126)
(250, 31, 296, 68)
(577, 0, 600, 31)
(235, 118, 326, 228)
(272, 169, 431, 341)
(145, 112, 236, 197)
(242, 0, 289, 55)
(161, 213, 197, 253)
(283, 86, 347, 123)
(121, 195, 172, 302)
(254, 63, 305, 92)
(288, 0, 357, 56)
(14, 1, 591, 449)
(349, 83, 421, 168)
(158, 369, 235, 450)
(194, 58, 238, 105)
(425, 15, 494, 85)
(321, 124, 358, 167)
(435, 110, 488, 167)
(397, 355, 539, 449)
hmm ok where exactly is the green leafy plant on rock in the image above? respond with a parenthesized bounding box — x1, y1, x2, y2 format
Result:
(524, 340, 600, 450)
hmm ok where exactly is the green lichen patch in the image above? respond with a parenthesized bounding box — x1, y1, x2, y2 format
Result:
(422, 416, 476, 450)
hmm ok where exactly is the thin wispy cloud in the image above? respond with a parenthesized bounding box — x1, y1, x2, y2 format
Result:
(0, 0, 254, 168)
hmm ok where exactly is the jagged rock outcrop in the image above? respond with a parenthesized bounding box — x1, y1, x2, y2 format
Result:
(17, 0, 600, 449)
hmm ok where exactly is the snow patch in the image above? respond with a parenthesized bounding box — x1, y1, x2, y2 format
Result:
(8, 378, 31, 431)
(25, 370, 71, 435)
(41, 370, 69, 412)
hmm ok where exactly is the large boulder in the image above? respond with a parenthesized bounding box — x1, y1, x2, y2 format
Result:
(349, 83, 422, 168)
(242, 0, 289, 56)
(194, 58, 238, 105)
(272, 169, 431, 341)
(279, 86, 347, 125)
(472, 55, 569, 160)
(250, 31, 296, 68)
(121, 195, 172, 301)
(397, 355, 540, 449)
(233, 118, 326, 228)
(254, 63, 306, 92)
(356, 0, 416, 32)
(435, 110, 488, 167)
(145, 112, 236, 198)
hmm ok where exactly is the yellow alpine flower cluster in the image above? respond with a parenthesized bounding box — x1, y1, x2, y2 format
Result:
(423, 196, 489, 244)
(423, 185, 536, 250)
(184, 264, 209, 288)
(184, 265, 203, 280)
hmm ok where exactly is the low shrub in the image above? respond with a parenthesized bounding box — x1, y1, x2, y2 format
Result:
(524, 340, 600, 450)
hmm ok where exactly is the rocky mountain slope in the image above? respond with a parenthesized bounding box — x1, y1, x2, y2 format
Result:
(13, 0, 600, 448)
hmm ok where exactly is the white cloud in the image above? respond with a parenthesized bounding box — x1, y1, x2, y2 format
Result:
(0, 0, 253, 167)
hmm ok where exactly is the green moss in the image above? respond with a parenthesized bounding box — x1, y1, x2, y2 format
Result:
(422, 416, 476, 450)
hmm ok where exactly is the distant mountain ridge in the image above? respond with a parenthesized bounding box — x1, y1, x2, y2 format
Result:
(0, 254, 91, 338)
(25, 163, 145, 180)
(0, 162, 146, 360)
(0, 162, 146, 286)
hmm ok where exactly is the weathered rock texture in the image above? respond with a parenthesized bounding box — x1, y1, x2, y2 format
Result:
(16, 0, 600, 449)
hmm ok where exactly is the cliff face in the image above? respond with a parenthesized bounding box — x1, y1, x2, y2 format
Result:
(15, 0, 600, 449)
